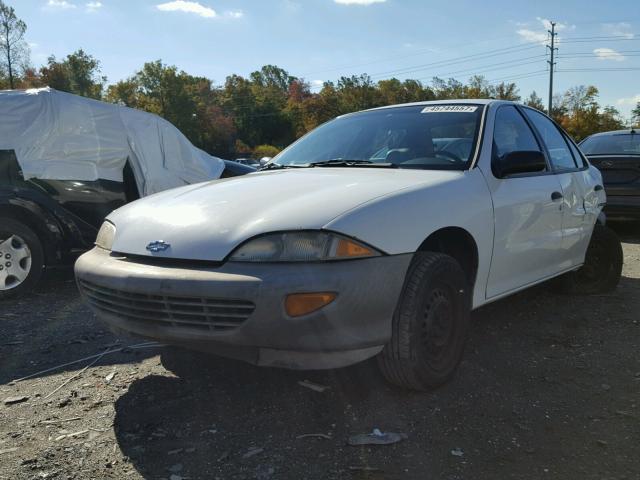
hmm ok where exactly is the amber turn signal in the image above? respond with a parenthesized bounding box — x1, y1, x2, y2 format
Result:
(285, 292, 337, 317)
(334, 238, 375, 258)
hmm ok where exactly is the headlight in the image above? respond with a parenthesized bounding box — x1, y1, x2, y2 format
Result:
(229, 231, 382, 262)
(95, 221, 116, 251)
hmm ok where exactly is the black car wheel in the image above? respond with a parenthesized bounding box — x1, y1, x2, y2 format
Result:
(555, 224, 623, 295)
(377, 252, 470, 391)
(0, 218, 45, 300)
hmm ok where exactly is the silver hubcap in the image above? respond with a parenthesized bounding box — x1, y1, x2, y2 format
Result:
(0, 235, 32, 291)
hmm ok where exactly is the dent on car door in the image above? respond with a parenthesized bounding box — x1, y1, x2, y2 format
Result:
(482, 105, 565, 298)
(522, 108, 595, 267)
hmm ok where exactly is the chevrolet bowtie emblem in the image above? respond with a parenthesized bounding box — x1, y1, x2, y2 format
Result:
(146, 240, 171, 252)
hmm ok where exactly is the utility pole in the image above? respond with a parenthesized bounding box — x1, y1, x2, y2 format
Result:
(547, 21, 558, 115)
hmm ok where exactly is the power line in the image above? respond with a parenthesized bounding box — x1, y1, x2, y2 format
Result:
(365, 44, 542, 80)
(557, 67, 640, 72)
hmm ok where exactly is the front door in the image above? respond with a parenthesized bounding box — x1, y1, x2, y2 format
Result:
(483, 105, 565, 298)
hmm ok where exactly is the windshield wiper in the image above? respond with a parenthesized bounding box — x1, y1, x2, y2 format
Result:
(259, 163, 309, 171)
(309, 159, 397, 168)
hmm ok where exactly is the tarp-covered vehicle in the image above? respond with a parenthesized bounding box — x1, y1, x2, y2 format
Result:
(0, 88, 253, 299)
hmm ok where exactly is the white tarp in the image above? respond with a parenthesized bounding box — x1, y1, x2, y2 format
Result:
(0, 88, 225, 196)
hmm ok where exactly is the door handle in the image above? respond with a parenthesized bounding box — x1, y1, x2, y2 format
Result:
(594, 185, 604, 191)
(551, 191, 563, 201)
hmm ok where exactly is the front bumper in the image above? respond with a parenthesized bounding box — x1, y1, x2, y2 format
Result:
(75, 248, 412, 369)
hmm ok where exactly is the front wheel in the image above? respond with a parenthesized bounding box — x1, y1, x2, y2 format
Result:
(555, 225, 623, 295)
(0, 218, 45, 301)
(377, 252, 470, 391)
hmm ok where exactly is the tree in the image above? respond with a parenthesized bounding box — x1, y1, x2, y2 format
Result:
(39, 50, 105, 99)
(524, 91, 545, 111)
(632, 102, 640, 127)
(599, 106, 625, 132)
(252, 144, 281, 159)
(493, 82, 520, 101)
(0, 0, 28, 89)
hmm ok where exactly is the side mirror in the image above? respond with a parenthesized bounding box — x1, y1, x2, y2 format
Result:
(494, 150, 546, 178)
(259, 157, 272, 166)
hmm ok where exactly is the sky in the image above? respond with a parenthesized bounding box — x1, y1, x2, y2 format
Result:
(10, 0, 640, 120)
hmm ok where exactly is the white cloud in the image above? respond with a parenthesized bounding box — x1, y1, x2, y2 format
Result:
(536, 17, 574, 32)
(85, 1, 102, 11)
(603, 22, 634, 39)
(617, 94, 640, 106)
(156, 1, 217, 18)
(334, 0, 386, 5)
(616, 94, 640, 106)
(516, 28, 547, 44)
(594, 47, 625, 61)
(225, 10, 243, 18)
(311, 79, 324, 88)
(516, 17, 575, 44)
(46, 0, 77, 9)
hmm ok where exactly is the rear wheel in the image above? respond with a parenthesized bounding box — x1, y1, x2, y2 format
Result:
(377, 252, 470, 391)
(555, 225, 623, 294)
(0, 218, 44, 300)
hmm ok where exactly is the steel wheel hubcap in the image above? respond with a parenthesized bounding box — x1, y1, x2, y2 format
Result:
(0, 235, 32, 291)
(421, 288, 455, 366)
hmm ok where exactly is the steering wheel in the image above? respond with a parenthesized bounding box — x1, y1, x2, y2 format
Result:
(434, 150, 462, 163)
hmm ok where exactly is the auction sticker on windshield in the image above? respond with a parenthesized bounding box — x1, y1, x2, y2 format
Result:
(421, 105, 478, 113)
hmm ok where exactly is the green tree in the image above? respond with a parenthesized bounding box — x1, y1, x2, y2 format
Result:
(632, 102, 640, 127)
(599, 106, 625, 132)
(524, 91, 545, 111)
(493, 82, 520, 101)
(0, 0, 28, 89)
(252, 144, 281, 159)
(40, 49, 105, 99)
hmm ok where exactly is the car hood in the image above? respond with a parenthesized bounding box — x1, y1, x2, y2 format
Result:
(107, 168, 462, 261)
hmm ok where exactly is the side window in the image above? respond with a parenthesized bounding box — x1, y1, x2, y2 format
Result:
(493, 106, 542, 160)
(523, 108, 578, 171)
(566, 136, 588, 168)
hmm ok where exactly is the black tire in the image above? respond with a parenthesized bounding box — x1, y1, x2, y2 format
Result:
(555, 224, 623, 295)
(377, 252, 471, 391)
(0, 218, 45, 301)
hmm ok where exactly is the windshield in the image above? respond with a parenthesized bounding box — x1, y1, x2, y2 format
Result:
(272, 104, 485, 170)
(580, 133, 640, 156)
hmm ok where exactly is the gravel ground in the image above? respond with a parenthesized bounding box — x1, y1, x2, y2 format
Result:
(1, 225, 639, 480)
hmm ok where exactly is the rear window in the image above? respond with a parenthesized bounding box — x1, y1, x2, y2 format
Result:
(580, 133, 640, 155)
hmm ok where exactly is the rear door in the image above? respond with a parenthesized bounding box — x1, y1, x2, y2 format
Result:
(522, 107, 598, 267)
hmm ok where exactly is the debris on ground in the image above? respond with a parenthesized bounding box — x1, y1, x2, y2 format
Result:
(105, 371, 116, 384)
(297, 380, 329, 393)
(296, 433, 332, 440)
(347, 428, 407, 446)
(242, 447, 264, 459)
(349, 466, 381, 472)
(451, 448, 465, 457)
(3, 396, 29, 405)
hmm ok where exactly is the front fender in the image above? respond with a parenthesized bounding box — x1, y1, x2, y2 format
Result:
(324, 168, 494, 308)
(0, 187, 93, 264)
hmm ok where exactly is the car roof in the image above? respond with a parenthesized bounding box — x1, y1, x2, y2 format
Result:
(362, 98, 514, 113)
(585, 129, 638, 137)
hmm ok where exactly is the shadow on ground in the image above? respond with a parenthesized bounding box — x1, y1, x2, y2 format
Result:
(114, 277, 640, 479)
(0, 267, 159, 385)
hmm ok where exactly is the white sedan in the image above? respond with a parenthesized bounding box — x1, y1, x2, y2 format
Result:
(75, 100, 622, 391)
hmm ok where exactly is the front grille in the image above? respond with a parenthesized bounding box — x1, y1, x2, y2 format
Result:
(79, 280, 255, 332)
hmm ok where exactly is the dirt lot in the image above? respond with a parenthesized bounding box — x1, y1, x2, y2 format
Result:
(1, 225, 639, 480)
